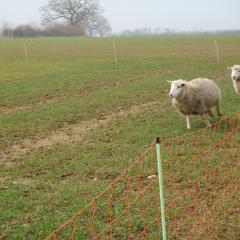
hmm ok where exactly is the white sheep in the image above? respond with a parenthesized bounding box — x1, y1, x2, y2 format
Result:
(227, 65, 240, 94)
(168, 78, 222, 130)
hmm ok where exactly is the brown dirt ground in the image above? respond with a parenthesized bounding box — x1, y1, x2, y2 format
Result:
(0, 100, 171, 166)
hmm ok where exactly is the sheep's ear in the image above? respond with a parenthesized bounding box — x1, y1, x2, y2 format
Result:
(167, 80, 173, 84)
(227, 67, 232, 70)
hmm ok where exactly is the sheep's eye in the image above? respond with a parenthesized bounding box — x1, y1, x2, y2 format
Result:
(178, 84, 184, 88)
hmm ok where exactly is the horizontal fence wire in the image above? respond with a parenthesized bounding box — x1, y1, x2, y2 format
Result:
(45, 111, 240, 240)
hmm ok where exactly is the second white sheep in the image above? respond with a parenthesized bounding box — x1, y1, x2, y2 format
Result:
(227, 65, 240, 94)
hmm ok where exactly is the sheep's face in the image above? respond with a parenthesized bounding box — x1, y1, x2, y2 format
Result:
(168, 79, 187, 99)
(228, 65, 240, 81)
(227, 65, 240, 93)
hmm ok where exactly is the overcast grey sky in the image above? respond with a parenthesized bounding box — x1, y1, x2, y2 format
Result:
(0, 0, 239, 32)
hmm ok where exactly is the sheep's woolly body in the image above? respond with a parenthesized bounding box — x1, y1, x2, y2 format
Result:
(169, 78, 222, 129)
(172, 78, 221, 116)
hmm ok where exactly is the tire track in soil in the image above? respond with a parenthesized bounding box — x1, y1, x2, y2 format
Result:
(0, 100, 171, 165)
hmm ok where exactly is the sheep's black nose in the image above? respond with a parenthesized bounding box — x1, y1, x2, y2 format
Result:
(233, 76, 236, 80)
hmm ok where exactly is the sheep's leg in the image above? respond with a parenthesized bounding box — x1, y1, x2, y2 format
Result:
(186, 115, 191, 130)
(233, 80, 240, 94)
(216, 102, 222, 116)
(201, 115, 211, 127)
(208, 109, 214, 117)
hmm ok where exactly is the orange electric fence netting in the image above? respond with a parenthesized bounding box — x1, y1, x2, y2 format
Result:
(45, 112, 240, 240)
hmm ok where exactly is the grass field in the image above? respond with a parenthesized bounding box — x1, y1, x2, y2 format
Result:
(0, 35, 239, 239)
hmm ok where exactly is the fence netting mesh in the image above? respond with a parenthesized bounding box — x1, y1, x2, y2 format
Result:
(45, 112, 240, 240)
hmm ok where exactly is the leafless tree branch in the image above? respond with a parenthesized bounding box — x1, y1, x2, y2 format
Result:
(40, 0, 102, 26)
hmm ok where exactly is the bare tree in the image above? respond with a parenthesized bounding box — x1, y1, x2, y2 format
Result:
(40, 0, 102, 26)
(1, 21, 13, 38)
(85, 15, 111, 36)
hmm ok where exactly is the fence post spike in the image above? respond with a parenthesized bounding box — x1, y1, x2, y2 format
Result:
(156, 137, 167, 240)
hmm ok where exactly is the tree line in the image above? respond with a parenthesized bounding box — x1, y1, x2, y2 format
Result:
(1, 0, 111, 38)
(120, 28, 240, 37)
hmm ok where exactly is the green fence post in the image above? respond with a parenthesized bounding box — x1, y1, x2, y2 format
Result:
(156, 137, 167, 240)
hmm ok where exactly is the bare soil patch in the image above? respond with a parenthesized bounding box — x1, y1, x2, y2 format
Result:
(0, 101, 171, 165)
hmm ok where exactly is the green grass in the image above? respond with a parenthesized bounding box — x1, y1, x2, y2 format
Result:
(0, 35, 239, 239)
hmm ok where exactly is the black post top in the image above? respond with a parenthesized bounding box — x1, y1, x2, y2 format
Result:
(156, 137, 160, 144)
